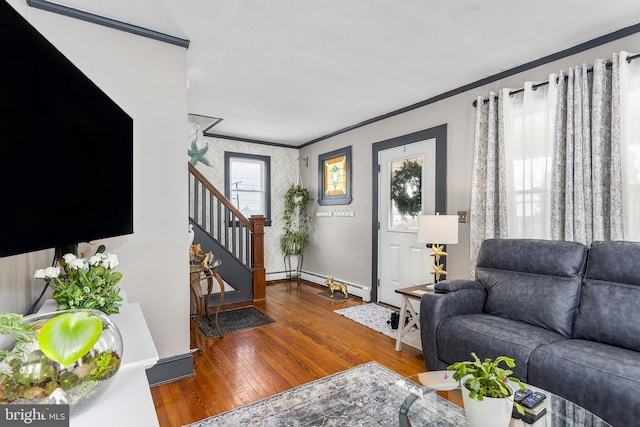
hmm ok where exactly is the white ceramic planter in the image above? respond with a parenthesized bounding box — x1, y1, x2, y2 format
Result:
(460, 376, 514, 427)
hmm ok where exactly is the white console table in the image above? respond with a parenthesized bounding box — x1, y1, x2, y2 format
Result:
(38, 299, 160, 426)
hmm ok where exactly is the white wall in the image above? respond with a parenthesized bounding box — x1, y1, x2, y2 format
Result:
(300, 33, 640, 299)
(2, 1, 189, 359)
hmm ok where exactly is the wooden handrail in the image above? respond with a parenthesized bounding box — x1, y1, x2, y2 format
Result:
(188, 163, 252, 230)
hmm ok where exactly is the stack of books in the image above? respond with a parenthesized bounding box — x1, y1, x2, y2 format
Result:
(512, 391, 547, 424)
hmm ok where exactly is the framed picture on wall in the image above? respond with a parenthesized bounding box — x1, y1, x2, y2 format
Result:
(318, 145, 352, 205)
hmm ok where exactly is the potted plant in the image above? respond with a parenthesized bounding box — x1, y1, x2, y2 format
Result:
(34, 251, 123, 315)
(447, 353, 526, 427)
(279, 184, 310, 279)
(0, 310, 122, 415)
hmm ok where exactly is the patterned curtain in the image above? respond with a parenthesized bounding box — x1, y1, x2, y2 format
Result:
(551, 54, 623, 245)
(469, 93, 508, 276)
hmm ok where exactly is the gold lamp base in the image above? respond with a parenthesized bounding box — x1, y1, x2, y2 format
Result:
(430, 244, 448, 282)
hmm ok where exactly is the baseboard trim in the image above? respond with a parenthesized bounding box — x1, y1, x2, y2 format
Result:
(145, 352, 194, 387)
(267, 271, 371, 302)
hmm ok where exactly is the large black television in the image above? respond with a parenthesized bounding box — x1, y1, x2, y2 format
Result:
(0, 1, 133, 258)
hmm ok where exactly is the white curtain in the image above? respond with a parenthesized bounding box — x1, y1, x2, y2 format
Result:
(469, 92, 507, 276)
(502, 80, 557, 239)
(620, 51, 640, 241)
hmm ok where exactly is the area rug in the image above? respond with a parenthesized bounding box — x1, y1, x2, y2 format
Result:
(198, 307, 276, 337)
(316, 289, 351, 301)
(333, 303, 398, 339)
(183, 361, 466, 426)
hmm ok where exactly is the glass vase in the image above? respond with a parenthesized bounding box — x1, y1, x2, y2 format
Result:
(0, 309, 123, 416)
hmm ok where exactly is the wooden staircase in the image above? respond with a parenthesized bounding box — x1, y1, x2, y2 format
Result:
(188, 163, 265, 307)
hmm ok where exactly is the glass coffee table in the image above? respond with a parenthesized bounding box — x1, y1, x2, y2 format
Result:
(396, 371, 611, 427)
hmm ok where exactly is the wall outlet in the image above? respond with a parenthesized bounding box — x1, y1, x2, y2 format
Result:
(457, 211, 467, 223)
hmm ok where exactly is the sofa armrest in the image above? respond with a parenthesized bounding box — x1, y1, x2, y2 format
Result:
(434, 279, 485, 293)
(420, 280, 486, 371)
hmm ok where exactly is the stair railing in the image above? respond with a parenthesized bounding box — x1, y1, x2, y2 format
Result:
(188, 163, 265, 301)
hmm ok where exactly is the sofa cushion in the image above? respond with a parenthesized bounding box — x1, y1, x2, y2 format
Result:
(476, 239, 588, 336)
(573, 240, 640, 352)
(529, 339, 640, 427)
(437, 313, 566, 383)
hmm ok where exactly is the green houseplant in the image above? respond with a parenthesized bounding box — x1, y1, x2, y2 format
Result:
(0, 310, 122, 414)
(279, 184, 311, 255)
(34, 251, 123, 315)
(447, 353, 526, 426)
(279, 184, 310, 278)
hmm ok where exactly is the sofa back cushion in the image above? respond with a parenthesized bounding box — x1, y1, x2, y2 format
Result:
(476, 239, 588, 337)
(573, 240, 640, 351)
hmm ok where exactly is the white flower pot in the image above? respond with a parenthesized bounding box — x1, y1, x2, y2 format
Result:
(460, 376, 514, 427)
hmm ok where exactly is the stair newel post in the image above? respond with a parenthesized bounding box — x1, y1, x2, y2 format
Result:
(251, 215, 266, 301)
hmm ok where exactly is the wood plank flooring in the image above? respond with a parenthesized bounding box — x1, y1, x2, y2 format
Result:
(151, 280, 426, 427)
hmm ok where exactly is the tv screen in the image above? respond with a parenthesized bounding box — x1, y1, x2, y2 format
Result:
(0, 1, 133, 258)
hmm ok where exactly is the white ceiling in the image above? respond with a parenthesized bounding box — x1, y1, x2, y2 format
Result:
(50, 0, 640, 146)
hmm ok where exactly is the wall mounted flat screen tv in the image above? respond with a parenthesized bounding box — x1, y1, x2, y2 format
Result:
(0, 1, 134, 258)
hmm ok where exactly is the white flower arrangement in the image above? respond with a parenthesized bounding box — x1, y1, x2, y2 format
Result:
(34, 252, 123, 315)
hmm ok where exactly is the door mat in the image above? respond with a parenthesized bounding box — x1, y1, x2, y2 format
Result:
(334, 303, 398, 339)
(316, 290, 351, 301)
(198, 307, 276, 337)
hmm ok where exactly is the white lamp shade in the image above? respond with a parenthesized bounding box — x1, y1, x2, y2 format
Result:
(417, 215, 459, 244)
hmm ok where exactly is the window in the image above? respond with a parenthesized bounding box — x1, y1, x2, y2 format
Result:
(224, 152, 271, 226)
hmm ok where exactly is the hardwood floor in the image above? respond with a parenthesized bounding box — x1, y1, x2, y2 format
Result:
(151, 280, 426, 427)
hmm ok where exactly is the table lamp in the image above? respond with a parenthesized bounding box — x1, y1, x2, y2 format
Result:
(417, 214, 459, 283)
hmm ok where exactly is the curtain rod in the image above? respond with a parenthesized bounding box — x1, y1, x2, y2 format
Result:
(472, 53, 639, 107)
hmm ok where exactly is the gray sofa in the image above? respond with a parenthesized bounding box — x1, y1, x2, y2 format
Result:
(420, 238, 640, 427)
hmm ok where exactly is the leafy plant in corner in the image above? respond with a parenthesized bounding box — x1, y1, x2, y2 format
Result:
(447, 352, 527, 415)
(279, 184, 311, 255)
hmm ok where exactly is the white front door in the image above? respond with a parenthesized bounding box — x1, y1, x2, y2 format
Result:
(378, 139, 436, 307)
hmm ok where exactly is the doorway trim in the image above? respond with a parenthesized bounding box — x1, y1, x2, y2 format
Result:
(371, 124, 447, 303)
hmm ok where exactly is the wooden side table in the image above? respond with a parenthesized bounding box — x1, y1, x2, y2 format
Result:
(394, 284, 434, 351)
(190, 258, 224, 353)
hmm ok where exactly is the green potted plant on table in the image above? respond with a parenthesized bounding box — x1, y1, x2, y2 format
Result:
(279, 184, 310, 279)
(0, 310, 123, 415)
(34, 251, 123, 315)
(447, 352, 526, 427)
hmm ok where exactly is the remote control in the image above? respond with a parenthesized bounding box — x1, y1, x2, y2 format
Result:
(521, 391, 546, 409)
(513, 388, 532, 403)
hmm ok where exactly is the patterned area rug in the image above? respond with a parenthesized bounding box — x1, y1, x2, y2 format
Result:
(198, 307, 276, 337)
(334, 303, 398, 339)
(183, 361, 466, 426)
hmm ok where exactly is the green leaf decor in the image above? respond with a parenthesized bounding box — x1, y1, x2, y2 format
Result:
(37, 312, 102, 367)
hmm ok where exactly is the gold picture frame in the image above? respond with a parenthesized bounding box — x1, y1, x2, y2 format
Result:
(318, 146, 352, 205)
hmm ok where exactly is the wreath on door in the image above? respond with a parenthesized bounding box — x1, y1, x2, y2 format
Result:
(390, 160, 422, 216)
